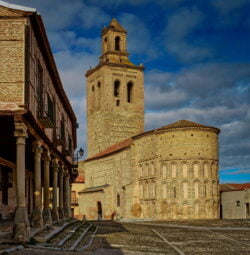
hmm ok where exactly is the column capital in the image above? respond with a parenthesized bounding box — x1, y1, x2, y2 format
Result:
(32, 141, 43, 155)
(52, 158, 59, 170)
(14, 122, 28, 138)
(42, 151, 51, 161)
(63, 167, 69, 177)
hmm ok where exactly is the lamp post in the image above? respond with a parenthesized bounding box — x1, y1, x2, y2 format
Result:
(74, 147, 84, 167)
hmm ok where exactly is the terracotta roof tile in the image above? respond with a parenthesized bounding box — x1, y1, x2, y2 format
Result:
(85, 119, 220, 162)
(158, 120, 220, 132)
(220, 183, 250, 192)
(86, 138, 133, 161)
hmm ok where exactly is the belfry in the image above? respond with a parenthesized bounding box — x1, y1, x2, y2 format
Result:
(86, 18, 144, 157)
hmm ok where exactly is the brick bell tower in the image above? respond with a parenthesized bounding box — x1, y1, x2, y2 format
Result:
(86, 18, 144, 157)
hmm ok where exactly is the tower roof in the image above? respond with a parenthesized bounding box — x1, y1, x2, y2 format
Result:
(102, 18, 127, 35)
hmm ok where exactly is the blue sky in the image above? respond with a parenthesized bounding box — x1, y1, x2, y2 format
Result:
(7, 0, 250, 183)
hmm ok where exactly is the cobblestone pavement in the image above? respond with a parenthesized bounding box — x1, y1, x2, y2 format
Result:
(10, 220, 250, 255)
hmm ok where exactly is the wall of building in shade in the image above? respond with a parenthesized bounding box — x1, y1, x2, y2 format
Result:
(220, 183, 250, 219)
(0, 1, 77, 242)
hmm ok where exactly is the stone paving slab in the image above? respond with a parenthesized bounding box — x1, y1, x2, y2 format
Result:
(9, 220, 250, 255)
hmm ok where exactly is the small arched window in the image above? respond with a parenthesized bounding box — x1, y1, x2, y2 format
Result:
(127, 82, 133, 103)
(115, 36, 120, 51)
(97, 82, 101, 110)
(117, 194, 120, 207)
(114, 80, 120, 97)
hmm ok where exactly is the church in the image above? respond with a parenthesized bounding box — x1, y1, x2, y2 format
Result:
(78, 18, 220, 220)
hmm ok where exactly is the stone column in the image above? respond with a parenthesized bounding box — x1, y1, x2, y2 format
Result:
(31, 141, 43, 228)
(42, 151, 52, 225)
(58, 166, 64, 219)
(63, 168, 70, 218)
(51, 158, 59, 221)
(69, 182, 72, 218)
(13, 122, 30, 242)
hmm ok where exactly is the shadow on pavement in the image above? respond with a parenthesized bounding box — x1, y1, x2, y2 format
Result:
(85, 220, 128, 254)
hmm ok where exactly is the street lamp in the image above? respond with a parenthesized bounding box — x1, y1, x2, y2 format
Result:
(74, 147, 84, 167)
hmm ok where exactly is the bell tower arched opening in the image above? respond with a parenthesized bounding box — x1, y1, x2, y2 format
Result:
(115, 36, 120, 51)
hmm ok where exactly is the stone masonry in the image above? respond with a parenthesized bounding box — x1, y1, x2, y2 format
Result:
(78, 19, 221, 221)
(79, 19, 220, 219)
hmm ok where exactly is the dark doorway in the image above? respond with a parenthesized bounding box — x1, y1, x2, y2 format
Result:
(0, 166, 9, 205)
(246, 203, 250, 217)
(97, 201, 102, 220)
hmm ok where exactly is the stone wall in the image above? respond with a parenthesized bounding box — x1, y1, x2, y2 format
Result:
(221, 190, 250, 219)
(0, 8, 26, 111)
(0, 6, 75, 150)
(79, 125, 220, 220)
(87, 65, 144, 157)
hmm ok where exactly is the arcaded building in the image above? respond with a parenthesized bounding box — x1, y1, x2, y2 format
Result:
(0, 1, 78, 241)
(78, 19, 221, 220)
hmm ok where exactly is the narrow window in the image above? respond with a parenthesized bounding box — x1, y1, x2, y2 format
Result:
(47, 94, 54, 124)
(114, 80, 120, 97)
(68, 135, 72, 153)
(61, 116, 65, 140)
(37, 63, 43, 117)
(97, 82, 101, 110)
(127, 82, 133, 103)
(173, 186, 176, 199)
(115, 36, 120, 51)
(116, 100, 120, 106)
(117, 194, 120, 207)
(236, 201, 240, 207)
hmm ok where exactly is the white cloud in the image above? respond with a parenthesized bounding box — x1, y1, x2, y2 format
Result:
(145, 86, 187, 110)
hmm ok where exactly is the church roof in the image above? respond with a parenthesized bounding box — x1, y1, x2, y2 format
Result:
(85, 138, 133, 162)
(158, 120, 220, 132)
(85, 120, 220, 162)
(102, 18, 127, 35)
(220, 183, 250, 192)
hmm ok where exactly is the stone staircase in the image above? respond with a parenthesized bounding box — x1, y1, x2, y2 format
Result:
(28, 219, 98, 252)
(0, 219, 98, 253)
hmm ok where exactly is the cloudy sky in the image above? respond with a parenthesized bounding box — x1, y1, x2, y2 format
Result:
(7, 0, 250, 183)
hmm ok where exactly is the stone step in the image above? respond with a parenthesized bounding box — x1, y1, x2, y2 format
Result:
(76, 224, 99, 251)
(56, 222, 85, 247)
(68, 224, 92, 251)
(34, 219, 77, 243)
(0, 245, 24, 254)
